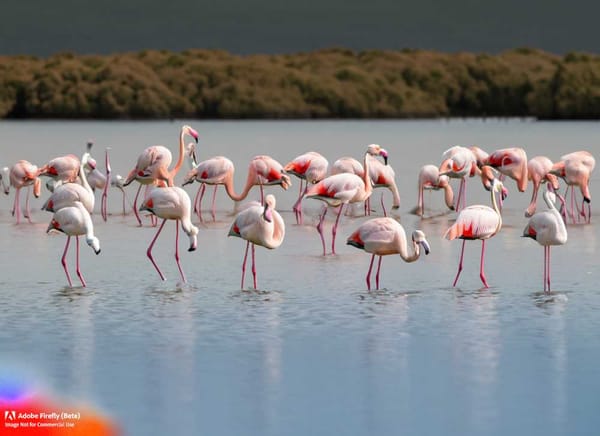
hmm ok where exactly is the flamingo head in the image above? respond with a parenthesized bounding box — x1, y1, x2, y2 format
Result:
(262, 195, 276, 223)
(86, 236, 101, 255)
(546, 182, 566, 210)
(182, 168, 197, 186)
(367, 144, 389, 165)
(490, 178, 508, 201)
(412, 230, 430, 256)
(1, 167, 9, 195)
(187, 225, 199, 252)
(186, 142, 198, 168)
(111, 174, 125, 190)
(183, 125, 199, 143)
(279, 174, 292, 190)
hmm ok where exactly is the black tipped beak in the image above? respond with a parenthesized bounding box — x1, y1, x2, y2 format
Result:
(188, 246, 196, 252)
(584, 197, 591, 203)
(384, 156, 388, 165)
(95, 249, 101, 255)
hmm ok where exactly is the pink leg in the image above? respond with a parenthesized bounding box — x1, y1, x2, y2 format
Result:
(380, 192, 387, 218)
(452, 239, 466, 287)
(210, 185, 218, 221)
(366, 254, 375, 290)
(546, 246, 551, 292)
(316, 205, 328, 256)
(174, 220, 186, 283)
(241, 241, 250, 289)
(331, 203, 345, 255)
(293, 180, 305, 224)
(375, 255, 383, 289)
(24, 187, 32, 223)
(146, 219, 167, 280)
(479, 239, 489, 288)
(13, 187, 21, 224)
(75, 236, 87, 287)
(132, 184, 143, 226)
(251, 243, 257, 290)
(195, 184, 206, 222)
(101, 149, 111, 222)
(543, 246, 547, 293)
(61, 236, 74, 287)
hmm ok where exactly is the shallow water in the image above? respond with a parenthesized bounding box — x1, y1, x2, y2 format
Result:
(0, 119, 599, 435)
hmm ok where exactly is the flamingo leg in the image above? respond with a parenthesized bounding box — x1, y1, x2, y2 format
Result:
(293, 179, 305, 224)
(101, 149, 111, 222)
(380, 192, 387, 218)
(452, 239, 466, 287)
(24, 186, 32, 223)
(241, 240, 250, 289)
(61, 236, 74, 287)
(366, 254, 375, 290)
(570, 186, 576, 224)
(331, 203, 345, 255)
(146, 218, 167, 280)
(132, 184, 143, 226)
(174, 220, 187, 283)
(195, 184, 206, 222)
(75, 235, 87, 287)
(479, 239, 489, 288)
(251, 243, 257, 290)
(210, 185, 218, 221)
(546, 246, 551, 292)
(12, 187, 19, 223)
(543, 246, 547, 293)
(461, 178, 467, 211)
(316, 205, 328, 256)
(375, 255, 383, 290)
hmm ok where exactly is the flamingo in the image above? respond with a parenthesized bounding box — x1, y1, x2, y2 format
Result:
(46, 201, 101, 288)
(306, 145, 385, 255)
(550, 150, 595, 224)
(124, 124, 199, 225)
(228, 194, 285, 290)
(347, 218, 430, 290)
(283, 151, 329, 224)
(366, 145, 400, 214)
(9, 160, 42, 224)
(444, 176, 505, 288)
(412, 164, 454, 217)
(42, 152, 95, 214)
(526, 156, 562, 218)
(111, 174, 133, 216)
(522, 186, 568, 293)
(39, 154, 80, 184)
(469, 146, 489, 168)
(438, 145, 479, 212)
(139, 186, 199, 283)
(485, 147, 528, 192)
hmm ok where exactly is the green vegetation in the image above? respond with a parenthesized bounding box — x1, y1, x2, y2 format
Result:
(1, 48, 600, 119)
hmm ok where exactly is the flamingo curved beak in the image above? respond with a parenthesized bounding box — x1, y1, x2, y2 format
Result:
(420, 240, 431, 255)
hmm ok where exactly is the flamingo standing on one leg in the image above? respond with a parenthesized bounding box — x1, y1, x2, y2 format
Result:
(306, 145, 386, 255)
(284, 151, 329, 224)
(444, 176, 505, 288)
(412, 164, 454, 217)
(522, 185, 568, 293)
(9, 160, 42, 224)
(139, 186, 199, 282)
(124, 124, 199, 226)
(438, 145, 479, 212)
(228, 194, 285, 290)
(347, 218, 430, 290)
(525, 156, 562, 218)
(46, 201, 101, 287)
(550, 150, 595, 224)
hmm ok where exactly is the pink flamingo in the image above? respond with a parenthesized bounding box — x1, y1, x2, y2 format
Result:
(9, 160, 42, 224)
(444, 176, 505, 288)
(469, 146, 489, 168)
(228, 194, 285, 290)
(525, 156, 562, 218)
(39, 154, 80, 184)
(485, 147, 528, 192)
(42, 152, 94, 214)
(284, 151, 329, 225)
(413, 164, 454, 217)
(331, 156, 364, 177)
(347, 218, 430, 290)
(124, 124, 198, 226)
(139, 186, 199, 283)
(46, 201, 101, 288)
(550, 150, 595, 224)
(306, 145, 385, 255)
(366, 145, 400, 213)
(439, 145, 479, 212)
(522, 186, 568, 293)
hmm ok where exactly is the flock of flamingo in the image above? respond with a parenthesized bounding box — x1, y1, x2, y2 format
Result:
(0, 124, 595, 292)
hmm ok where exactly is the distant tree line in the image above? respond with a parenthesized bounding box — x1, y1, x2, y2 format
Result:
(1, 48, 600, 119)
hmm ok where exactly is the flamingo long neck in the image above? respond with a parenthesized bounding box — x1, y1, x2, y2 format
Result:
(490, 182, 503, 233)
(443, 184, 454, 209)
(361, 152, 373, 200)
(169, 127, 188, 182)
(223, 167, 254, 202)
(79, 154, 93, 196)
(398, 239, 421, 263)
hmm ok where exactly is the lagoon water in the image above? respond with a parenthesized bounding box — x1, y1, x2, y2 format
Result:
(0, 119, 599, 435)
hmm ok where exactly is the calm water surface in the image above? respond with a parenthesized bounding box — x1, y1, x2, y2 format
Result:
(0, 119, 599, 435)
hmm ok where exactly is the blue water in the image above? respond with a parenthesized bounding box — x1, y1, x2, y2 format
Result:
(0, 119, 598, 435)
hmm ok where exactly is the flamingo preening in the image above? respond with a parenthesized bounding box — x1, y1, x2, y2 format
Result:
(444, 176, 505, 288)
(347, 217, 430, 290)
(139, 187, 199, 283)
(47, 201, 101, 288)
(228, 194, 285, 290)
(413, 164, 454, 217)
(522, 186, 568, 293)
